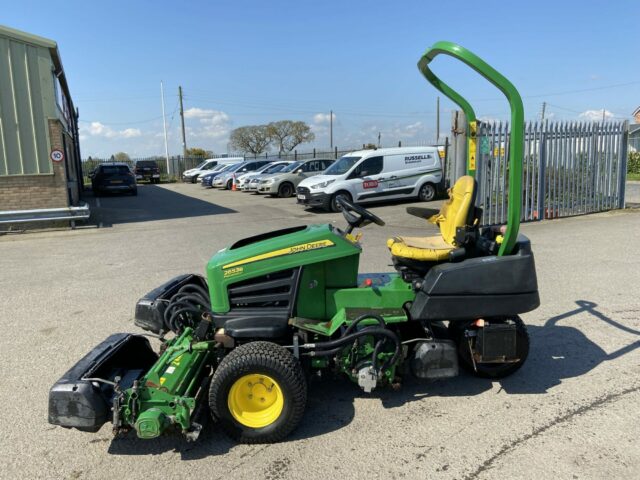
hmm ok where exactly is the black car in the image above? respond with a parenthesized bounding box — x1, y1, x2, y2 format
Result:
(134, 160, 161, 183)
(90, 163, 137, 196)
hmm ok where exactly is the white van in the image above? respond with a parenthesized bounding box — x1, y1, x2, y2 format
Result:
(182, 157, 244, 183)
(296, 147, 442, 211)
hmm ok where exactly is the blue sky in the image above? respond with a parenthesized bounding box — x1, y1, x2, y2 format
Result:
(3, 1, 639, 157)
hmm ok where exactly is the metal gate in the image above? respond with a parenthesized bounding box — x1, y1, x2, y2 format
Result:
(476, 120, 629, 225)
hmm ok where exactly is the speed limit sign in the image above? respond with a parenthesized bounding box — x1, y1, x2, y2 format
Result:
(50, 149, 64, 163)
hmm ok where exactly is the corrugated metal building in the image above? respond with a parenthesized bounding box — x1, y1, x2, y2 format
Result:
(0, 25, 83, 215)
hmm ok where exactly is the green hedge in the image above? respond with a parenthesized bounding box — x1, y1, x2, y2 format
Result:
(629, 152, 640, 175)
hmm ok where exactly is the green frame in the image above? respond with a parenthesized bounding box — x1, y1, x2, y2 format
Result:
(417, 41, 524, 256)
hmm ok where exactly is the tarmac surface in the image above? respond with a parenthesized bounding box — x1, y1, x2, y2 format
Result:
(1, 182, 639, 480)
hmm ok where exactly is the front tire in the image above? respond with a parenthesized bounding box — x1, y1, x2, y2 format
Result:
(418, 182, 436, 202)
(209, 341, 307, 443)
(277, 182, 294, 198)
(330, 191, 353, 212)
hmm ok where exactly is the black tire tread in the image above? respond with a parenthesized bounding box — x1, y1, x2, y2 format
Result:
(209, 341, 307, 443)
(278, 182, 294, 198)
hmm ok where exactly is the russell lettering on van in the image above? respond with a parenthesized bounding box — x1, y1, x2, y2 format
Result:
(404, 154, 431, 164)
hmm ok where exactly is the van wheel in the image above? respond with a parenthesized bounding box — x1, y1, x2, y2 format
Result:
(418, 183, 436, 202)
(330, 191, 352, 212)
(278, 183, 294, 198)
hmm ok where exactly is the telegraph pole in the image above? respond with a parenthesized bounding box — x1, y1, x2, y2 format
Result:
(160, 81, 170, 175)
(330, 109, 333, 149)
(436, 96, 440, 142)
(602, 108, 606, 123)
(540, 102, 546, 122)
(179, 86, 187, 158)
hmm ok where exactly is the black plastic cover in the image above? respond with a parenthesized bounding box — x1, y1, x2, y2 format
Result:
(134, 274, 208, 333)
(410, 235, 540, 321)
(48, 334, 157, 432)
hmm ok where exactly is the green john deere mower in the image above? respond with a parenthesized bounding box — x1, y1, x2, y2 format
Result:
(49, 42, 539, 444)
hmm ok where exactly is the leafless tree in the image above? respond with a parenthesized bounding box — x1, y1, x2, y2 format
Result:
(229, 125, 271, 154)
(267, 120, 315, 153)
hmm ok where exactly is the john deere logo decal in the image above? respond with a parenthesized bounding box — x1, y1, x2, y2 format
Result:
(223, 240, 335, 270)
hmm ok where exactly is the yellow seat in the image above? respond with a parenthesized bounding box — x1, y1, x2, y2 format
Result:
(387, 176, 476, 262)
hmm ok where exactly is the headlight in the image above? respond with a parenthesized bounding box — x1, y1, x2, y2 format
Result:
(310, 179, 335, 190)
(265, 177, 277, 184)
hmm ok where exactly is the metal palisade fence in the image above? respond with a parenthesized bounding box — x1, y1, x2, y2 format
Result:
(476, 120, 629, 225)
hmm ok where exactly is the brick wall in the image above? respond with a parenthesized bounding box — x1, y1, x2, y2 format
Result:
(0, 119, 69, 211)
(635, 111, 640, 124)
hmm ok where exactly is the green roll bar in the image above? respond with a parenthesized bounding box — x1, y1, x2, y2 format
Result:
(418, 41, 524, 256)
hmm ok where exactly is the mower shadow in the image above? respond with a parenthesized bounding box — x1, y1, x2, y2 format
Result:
(379, 299, 640, 408)
(108, 300, 639, 456)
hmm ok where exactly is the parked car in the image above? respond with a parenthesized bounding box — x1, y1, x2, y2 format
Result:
(90, 163, 137, 196)
(211, 160, 272, 189)
(196, 162, 233, 184)
(296, 146, 442, 211)
(200, 163, 240, 188)
(134, 160, 161, 183)
(256, 159, 334, 197)
(182, 157, 244, 183)
(238, 161, 292, 191)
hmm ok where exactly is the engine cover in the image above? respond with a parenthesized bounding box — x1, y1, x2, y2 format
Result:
(411, 339, 459, 380)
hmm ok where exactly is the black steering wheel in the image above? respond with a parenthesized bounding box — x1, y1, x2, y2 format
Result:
(336, 196, 385, 233)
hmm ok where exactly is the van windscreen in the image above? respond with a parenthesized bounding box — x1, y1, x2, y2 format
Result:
(324, 156, 361, 175)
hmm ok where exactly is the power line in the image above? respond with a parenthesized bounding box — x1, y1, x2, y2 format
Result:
(78, 115, 165, 125)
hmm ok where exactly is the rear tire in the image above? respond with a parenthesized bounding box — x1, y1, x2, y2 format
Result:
(450, 316, 529, 379)
(278, 182, 294, 198)
(418, 182, 436, 202)
(209, 341, 307, 443)
(330, 191, 352, 212)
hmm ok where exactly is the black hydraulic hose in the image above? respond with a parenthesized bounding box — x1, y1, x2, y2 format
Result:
(371, 338, 385, 371)
(309, 327, 402, 370)
(312, 327, 397, 351)
(344, 314, 386, 336)
(178, 283, 210, 300)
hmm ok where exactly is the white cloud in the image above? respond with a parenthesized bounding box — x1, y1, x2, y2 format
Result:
(579, 109, 614, 122)
(313, 112, 336, 125)
(81, 121, 142, 139)
(120, 128, 142, 138)
(183, 107, 231, 139)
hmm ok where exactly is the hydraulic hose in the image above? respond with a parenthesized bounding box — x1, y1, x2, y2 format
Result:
(344, 314, 386, 336)
(306, 326, 402, 371)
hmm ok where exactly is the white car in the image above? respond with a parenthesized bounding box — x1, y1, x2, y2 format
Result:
(237, 161, 292, 191)
(211, 160, 272, 189)
(296, 146, 442, 211)
(182, 157, 244, 183)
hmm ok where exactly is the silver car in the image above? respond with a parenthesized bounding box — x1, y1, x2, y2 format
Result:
(211, 160, 271, 189)
(256, 159, 334, 197)
(239, 162, 292, 192)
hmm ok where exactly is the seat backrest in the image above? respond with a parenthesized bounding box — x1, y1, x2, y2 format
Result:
(437, 176, 476, 245)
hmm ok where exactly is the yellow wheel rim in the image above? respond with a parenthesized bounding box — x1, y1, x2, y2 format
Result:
(228, 374, 284, 428)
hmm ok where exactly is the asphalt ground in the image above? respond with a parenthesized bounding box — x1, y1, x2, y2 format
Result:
(1, 182, 639, 480)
